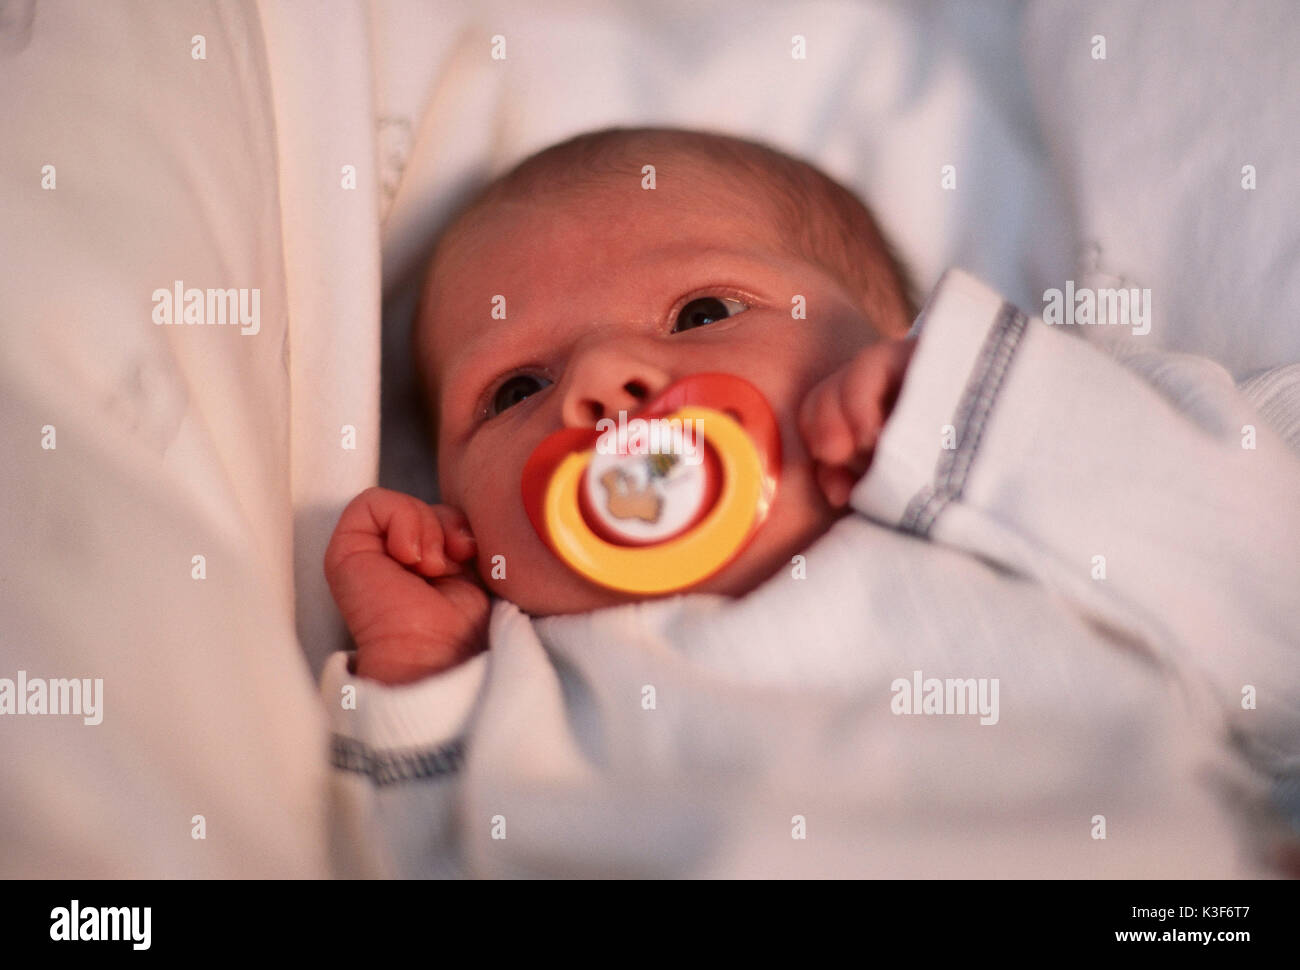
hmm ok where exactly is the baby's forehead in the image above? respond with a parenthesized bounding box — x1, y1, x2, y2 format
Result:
(440, 161, 784, 272)
(434, 191, 775, 304)
(466, 142, 781, 230)
(418, 146, 825, 385)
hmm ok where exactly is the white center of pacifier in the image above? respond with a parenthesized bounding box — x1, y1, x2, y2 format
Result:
(585, 424, 708, 544)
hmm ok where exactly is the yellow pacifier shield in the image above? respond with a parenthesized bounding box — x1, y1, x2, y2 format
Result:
(542, 406, 764, 594)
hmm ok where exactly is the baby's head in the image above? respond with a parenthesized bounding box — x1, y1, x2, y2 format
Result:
(415, 126, 916, 615)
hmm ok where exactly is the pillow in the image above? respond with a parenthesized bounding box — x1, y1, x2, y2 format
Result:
(1021, 0, 1300, 377)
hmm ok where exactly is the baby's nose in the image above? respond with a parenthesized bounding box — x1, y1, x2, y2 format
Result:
(559, 346, 672, 428)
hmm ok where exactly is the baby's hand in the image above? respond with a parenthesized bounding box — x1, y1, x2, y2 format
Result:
(324, 487, 489, 685)
(798, 337, 918, 508)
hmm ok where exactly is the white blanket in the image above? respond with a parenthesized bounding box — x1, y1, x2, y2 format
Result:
(1021, 0, 1300, 378)
(322, 270, 1300, 878)
(0, 0, 333, 877)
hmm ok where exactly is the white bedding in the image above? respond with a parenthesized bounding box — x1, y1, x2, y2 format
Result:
(2, 0, 1295, 877)
(1, 0, 331, 877)
(1021, 0, 1300, 378)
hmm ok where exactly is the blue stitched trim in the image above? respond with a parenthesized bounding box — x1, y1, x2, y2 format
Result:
(900, 302, 1029, 537)
(331, 733, 466, 787)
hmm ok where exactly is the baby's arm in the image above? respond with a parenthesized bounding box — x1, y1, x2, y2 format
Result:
(320, 487, 493, 876)
(803, 270, 1300, 772)
(324, 486, 489, 684)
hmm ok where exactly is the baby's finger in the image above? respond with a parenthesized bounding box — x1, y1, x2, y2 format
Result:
(383, 499, 425, 566)
(815, 461, 858, 510)
(879, 338, 917, 415)
(840, 351, 888, 453)
(411, 503, 450, 577)
(799, 371, 856, 466)
(433, 505, 478, 563)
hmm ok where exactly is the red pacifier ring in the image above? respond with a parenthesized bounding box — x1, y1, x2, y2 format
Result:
(521, 374, 780, 595)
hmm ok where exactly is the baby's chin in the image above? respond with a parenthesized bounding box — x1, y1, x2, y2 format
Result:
(696, 492, 845, 597)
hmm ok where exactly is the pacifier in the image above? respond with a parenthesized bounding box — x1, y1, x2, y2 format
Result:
(522, 373, 780, 595)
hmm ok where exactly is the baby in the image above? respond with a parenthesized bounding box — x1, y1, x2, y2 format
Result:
(326, 127, 922, 685)
(322, 127, 1300, 878)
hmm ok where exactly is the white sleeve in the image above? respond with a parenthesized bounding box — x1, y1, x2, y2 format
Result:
(319, 649, 489, 878)
(851, 270, 1300, 771)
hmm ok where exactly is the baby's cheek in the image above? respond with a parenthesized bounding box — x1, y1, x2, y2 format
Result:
(472, 518, 550, 599)
(470, 513, 633, 615)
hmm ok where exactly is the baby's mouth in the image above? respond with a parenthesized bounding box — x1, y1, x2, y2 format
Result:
(521, 373, 781, 595)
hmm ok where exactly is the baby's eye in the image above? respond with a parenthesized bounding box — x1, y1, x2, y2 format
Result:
(489, 372, 552, 417)
(672, 296, 749, 333)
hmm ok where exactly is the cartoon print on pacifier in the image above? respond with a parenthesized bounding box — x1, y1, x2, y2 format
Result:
(597, 456, 677, 526)
(599, 462, 665, 523)
(522, 373, 780, 594)
(584, 422, 714, 545)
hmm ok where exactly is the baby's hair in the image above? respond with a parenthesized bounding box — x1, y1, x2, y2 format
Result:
(414, 126, 920, 433)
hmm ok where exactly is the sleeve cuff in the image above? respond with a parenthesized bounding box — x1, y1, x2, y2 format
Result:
(851, 268, 1018, 527)
(319, 648, 489, 751)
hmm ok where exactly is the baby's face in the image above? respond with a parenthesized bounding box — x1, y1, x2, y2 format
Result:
(423, 161, 902, 615)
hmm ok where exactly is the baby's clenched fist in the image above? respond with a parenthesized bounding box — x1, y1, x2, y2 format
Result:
(324, 487, 489, 685)
(798, 337, 917, 508)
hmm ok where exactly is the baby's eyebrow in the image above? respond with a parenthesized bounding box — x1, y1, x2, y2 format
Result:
(436, 314, 558, 431)
(438, 243, 783, 413)
(443, 310, 547, 385)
